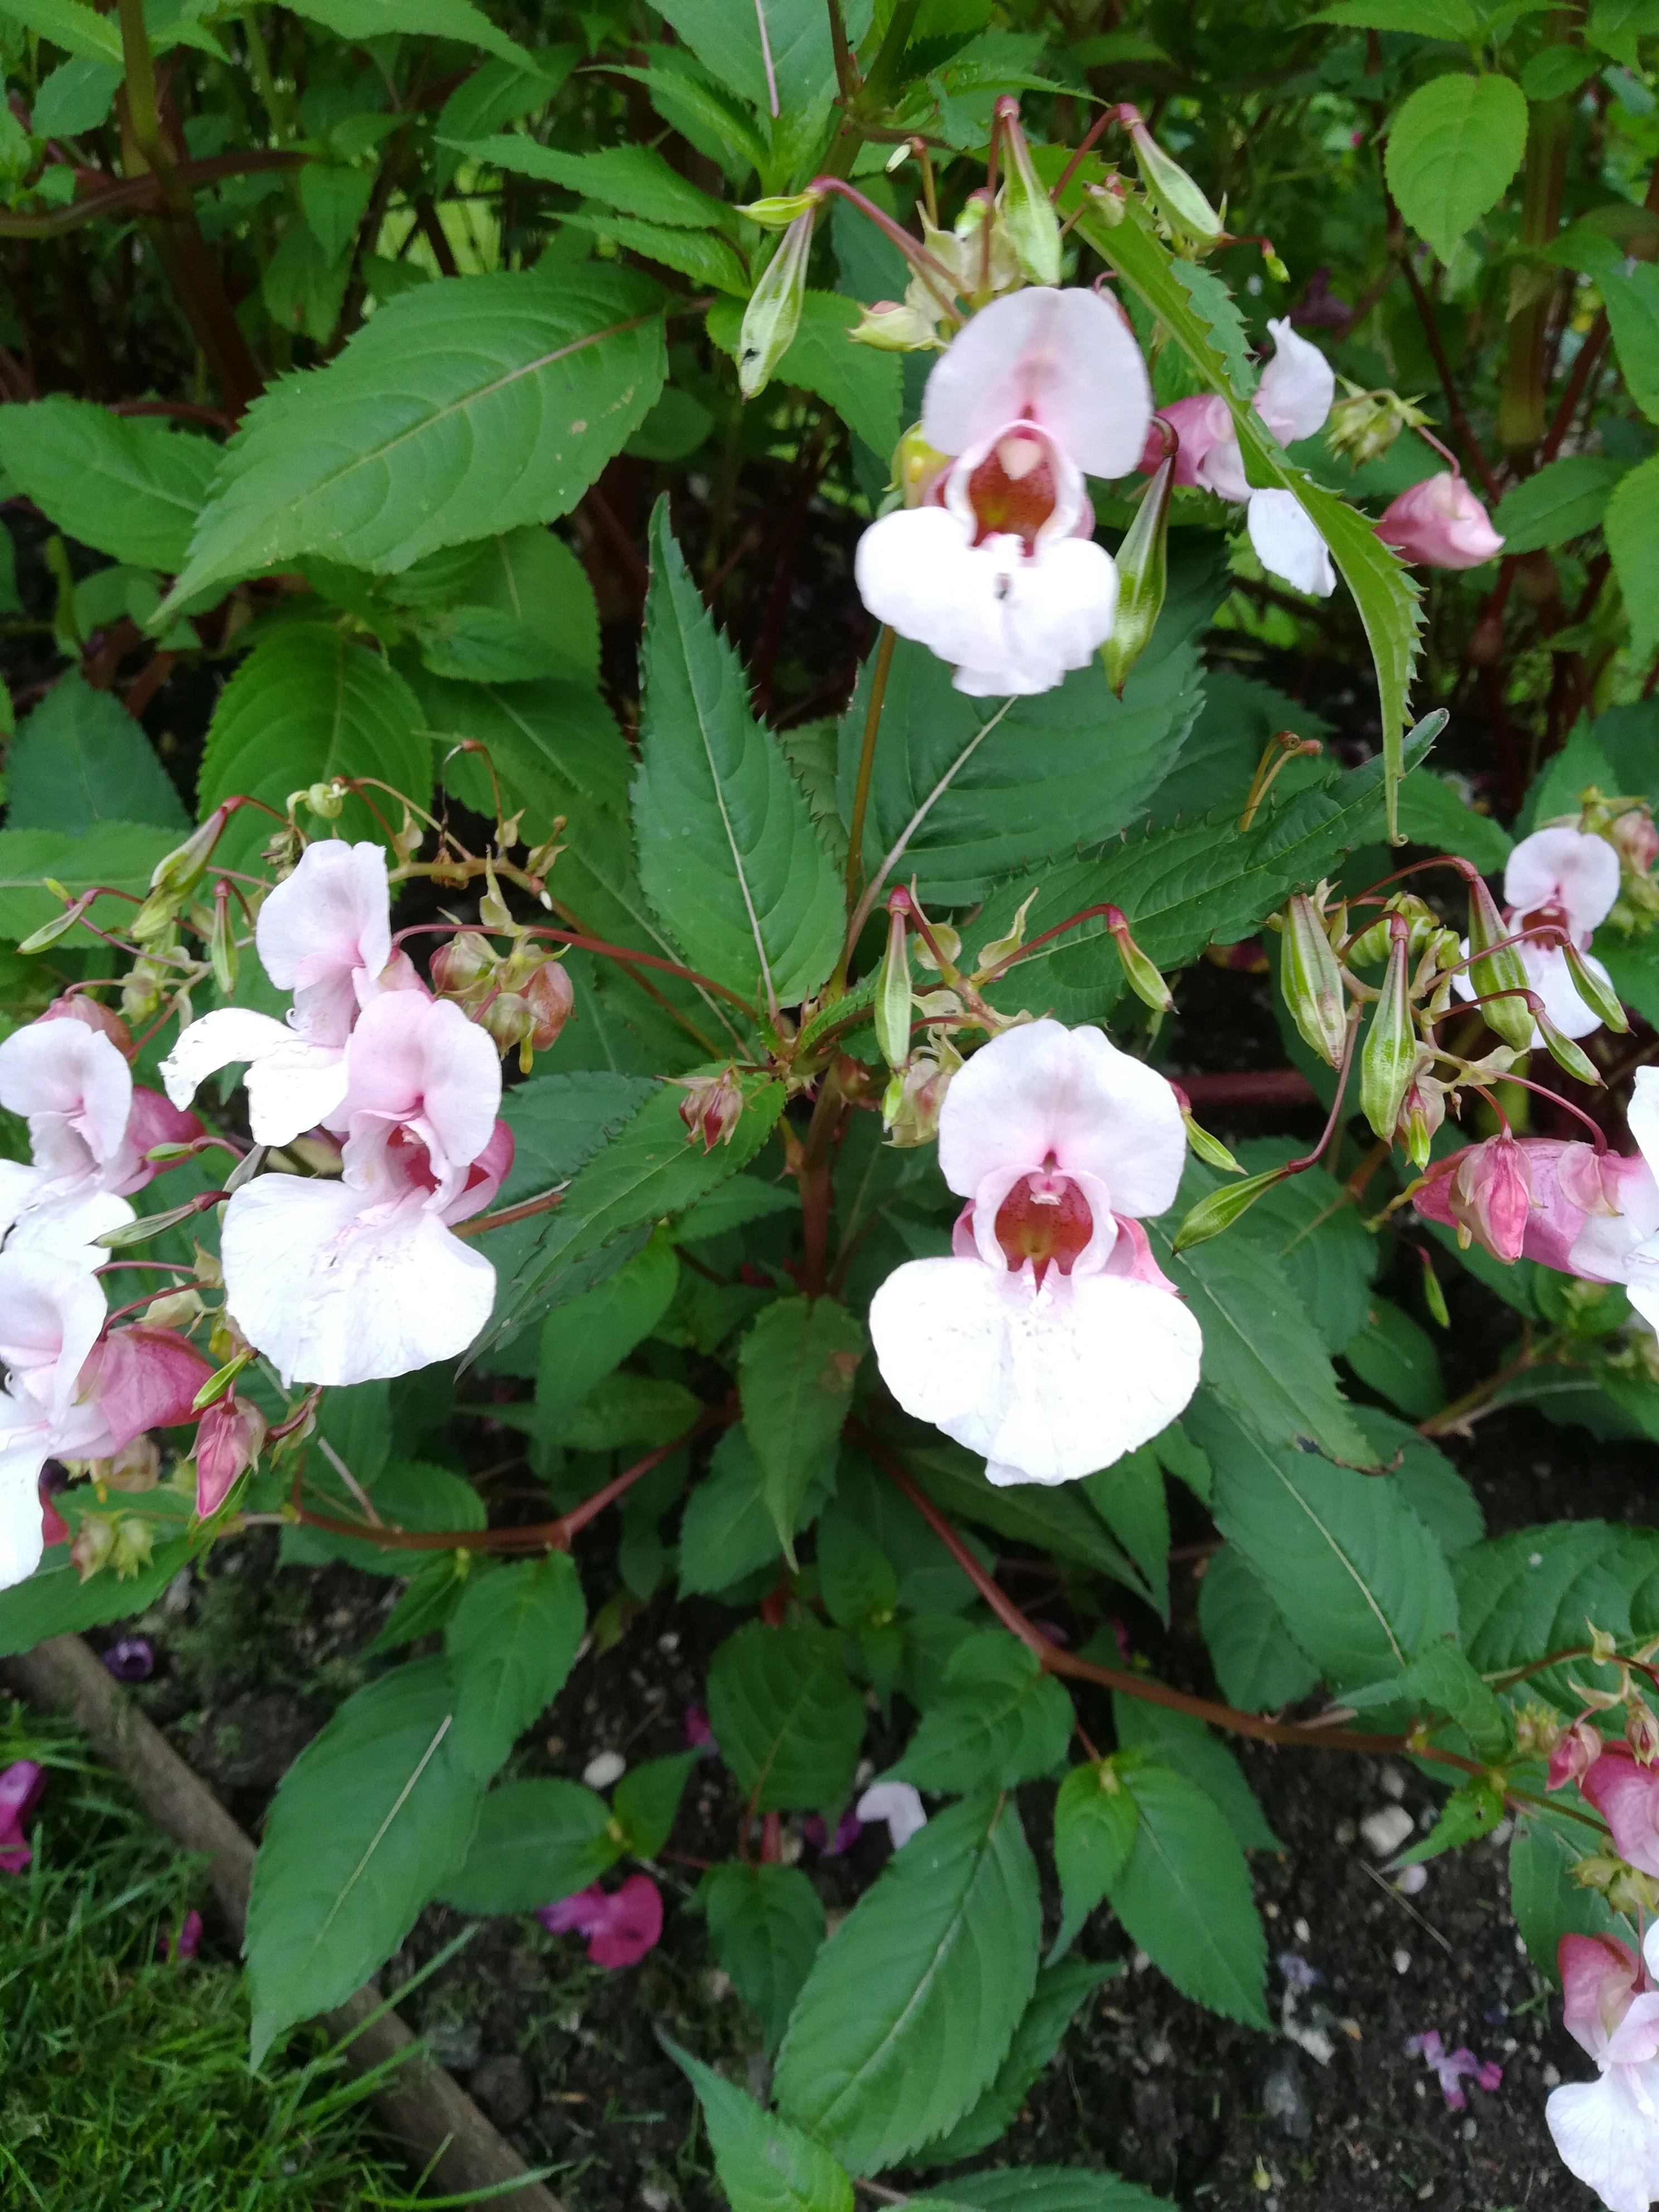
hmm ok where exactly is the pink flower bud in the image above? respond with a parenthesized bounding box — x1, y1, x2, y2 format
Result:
(523, 958, 574, 1050)
(1580, 1743, 1659, 1876)
(1610, 807, 1659, 877)
(673, 1067, 743, 1152)
(38, 993, 134, 1058)
(1375, 472, 1504, 570)
(1629, 1702, 1659, 1764)
(195, 1393, 268, 1517)
(1445, 1131, 1534, 1264)
(429, 930, 496, 1002)
(1548, 1716, 1603, 1791)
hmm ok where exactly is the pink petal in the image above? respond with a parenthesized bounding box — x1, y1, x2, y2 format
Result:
(921, 287, 1152, 481)
(338, 993, 501, 1187)
(1581, 1745, 1659, 1879)
(584, 1873, 663, 1968)
(0, 1020, 133, 1167)
(256, 841, 392, 1026)
(1506, 826, 1621, 941)
(77, 1325, 216, 1458)
(441, 1119, 515, 1228)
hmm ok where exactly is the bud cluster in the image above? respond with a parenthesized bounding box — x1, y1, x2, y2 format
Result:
(430, 930, 574, 1071)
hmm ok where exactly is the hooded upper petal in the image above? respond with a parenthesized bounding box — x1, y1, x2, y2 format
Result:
(0, 1020, 133, 1172)
(868, 1255, 1202, 1487)
(1507, 826, 1622, 940)
(256, 840, 392, 1044)
(1548, 2066, 1659, 2212)
(1561, 1934, 1642, 2061)
(337, 992, 501, 1186)
(75, 1326, 216, 1459)
(1580, 1745, 1659, 1879)
(1253, 319, 1336, 445)
(1246, 489, 1336, 597)
(220, 1175, 497, 1387)
(937, 1020, 1187, 1220)
(921, 287, 1153, 479)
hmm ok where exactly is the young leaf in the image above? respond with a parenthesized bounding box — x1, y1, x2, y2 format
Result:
(890, 1629, 1074, 1793)
(1384, 73, 1529, 265)
(1491, 454, 1629, 555)
(1051, 1760, 1139, 1957)
(698, 1861, 826, 2053)
(445, 1551, 586, 1780)
(1195, 1544, 1319, 1714)
(1109, 1695, 1280, 1851)
(457, 136, 735, 230)
(537, 1229, 680, 1440)
(0, 396, 217, 570)
(245, 1659, 482, 2063)
(280, 0, 538, 74)
(164, 269, 667, 612)
(632, 501, 843, 1008)
(6, 671, 187, 835)
(664, 2039, 853, 2212)
(773, 1793, 1041, 2173)
(910, 1959, 1119, 2167)
(1107, 1762, 1270, 2029)
(613, 1751, 698, 1859)
(706, 1619, 866, 1813)
(738, 1296, 864, 1553)
(1454, 1520, 1659, 1710)
(1083, 1447, 1170, 1621)
(1342, 1638, 1508, 1761)
(438, 1777, 620, 1913)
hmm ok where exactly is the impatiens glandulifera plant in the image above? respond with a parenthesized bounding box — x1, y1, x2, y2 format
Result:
(11, 6, 1659, 2207)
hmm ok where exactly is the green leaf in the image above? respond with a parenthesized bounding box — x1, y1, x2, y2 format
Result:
(282, 0, 536, 70)
(195, 626, 431, 877)
(739, 1297, 864, 1553)
(1146, 1172, 1375, 1467)
(433, 50, 576, 195)
(773, 1793, 1041, 2174)
(281, 1458, 485, 1575)
(0, 397, 217, 570)
(1510, 1808, 1632, 1982)
(1226, 1142, 1379, 1357)
(1454, 1520, 1659, 1713)
(0, 0, 122, 69)
(370, 1554, 472, 1652)
(835, 620, 1207, 909)
(1394, 1774, 1507, 1865)
(0, 823, 179, 951)
(904, 1442, 1147, 1594)
(299, 163, 375, 264)
(653, 0, 839, 114)
(455, 135, 734, 230)
(1491, 454, 1630, 554)
(1110, 1695, 1281, 1851)
(891, 1629, 1074, 1793)
(706, 1619, 866, 1814)
(912, 1959, 1118, 2166)
(245, 1659, 481, 2064)
(679, 1428, 836, 1597)
(910, 2170, 1173, 2212)
(561, 1372, 700, 1451)
(1343, 1294, 1445, 1418)
(816, 1500, 900, 1629)
(1105, 1763, 1269, 2029)
(438, 1777, 620, 1913)
(163, 269, 667, 612)
(1083, 1448, 1170, 1621)
(444, 1552, 586, 1781)
(6, 670, 187, 834)
(1589, 0, 1659, 66)
(1051, 1761, 1139, 1957)
(1384, 72, 1528, 265)
(697, 1862, 826, 2054)
(0, 1533, 192, 1657)
(1351, 1406, 1484, 1556)
(536, 1229, 680, 1440)
(1313, 0, 1481, 31)
(1393, 769, 1514, 872)
(563, 208, 750, 295)
(1342, 1637, 1509, 1760)
(1189, 1396, 1459, 1694)
(707, 292, 901, 460)
(1195, 1545, 1320, 1714)
(633, 501, 843, 1008)
(1606, 455, 1659, 661)
(31, 54, 117, 133)
(664, 2040, 853, 2212)
(613, 1751, 698, 1859)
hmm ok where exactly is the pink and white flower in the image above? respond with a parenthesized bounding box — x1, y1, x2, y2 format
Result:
(219, 991, 511, 1386)
(1455, 826, 1621, 1042)
(1581, 1744, 1659, 1879)
(161, 840, 420, 1146)
(1376, 471, 1504, 569)
(1413, 1135, 1656, 1278)
(1147, 318, 1337, 596)
(868, 1019, 1201, 1487)
(855, 287, 1153, 696)
(0, 1006, 198, 1255)
(1547, 1930, 1659, 2212)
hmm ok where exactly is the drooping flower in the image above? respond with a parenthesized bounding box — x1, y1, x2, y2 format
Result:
(856, 1779, 928, 1851)
(1547, 1929, 1659, 2212)
(0, 1009, 199, 1255)
(1405, 2027, 1502, 2109)
(1561, 1071, 1659, 1330)
(868, 1019, 1202, 1487)
(1550, 1717, 1607, 1791)
(1412, 1136, 1656, 1280)
(855, 288, 1153, 696)
(161, 840, 420, 1146)
(1375, 471, 1504, 569)
(1146, 318, 1337, 596)
(219, 991, 510, 1386)
(537, 1873, 663, 1968)
(1454, 826, 1622, 1042)
(0, 1758, 46, 1872)
(193, 1392, 268, 1517)
(1581, 1744, 1659, 1880)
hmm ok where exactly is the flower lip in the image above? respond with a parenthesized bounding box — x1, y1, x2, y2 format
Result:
(991, 1158, 1099, 1284)
(959, 422, 1068, 552)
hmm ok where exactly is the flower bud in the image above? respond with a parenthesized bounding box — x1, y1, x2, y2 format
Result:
(849, 299, 942, 353)
(1628, 1701, 1659, 1764)
(1359, 921, 1418, 1143)
(523, 957, 574, 1049)
(121, 954, 172, 1025)
(1561, 937, 1628, 1034)
(39, 993, 134, 1056)
(1610, 805, 1659, 879)
(303, 780, 346, 820)
(1400, 1051, 1447, 1170)
(1280, 892, 1349, 1069)
(1172, 1164, 1289, 1251)
(881, 1052, 951, 1148)
(94, 1436, 161, 1494)
(995, 98, 1062, 287)
(143, 1288, 206, 1330)
(1466, 874, 1536, 1052)
(973, 888, 1039, 979)
(1446, 1130, 1533, 1264)
(735, 190, 823, 230)
(70, 1514, 115, 1583)
(1102, 449, 1173, 697)
(148, 805, 230, 905)
(875, 898, 913, 1071)
(739, 207, 815, 399)
(675, 1067, 744, 1152)
(207, 881, 238, 997)
(110, 1516, 154, 1579)
(1108, 911, 1174, 1015)
(1326, 381, 1429, 467)
(195, 1393, 267, 1517)
(1548, 1716, 1604, 1790)
(481, 990, 536, 1060)
(430, 930, 496, 1005)
(1126, 111, 1224, 246)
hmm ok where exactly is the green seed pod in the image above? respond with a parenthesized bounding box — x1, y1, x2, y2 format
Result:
(1172, 1165, 1289, 1251)
(1109, 913, 1174, 1013)
(1102, 450, 1173, 697)
(1466, 874, 1535, 1052)
(1536, 1010, 1603, 1086)
(1280, 892, 1348, 1068)
(996, 99, 1063, 287)
(1561, 938, 1629, 1034)
(874, 899, 913, 1070)
(1359, 924, 1417, 1143)
(739, 208, 815, 399)
(1127, 117, 1224, 246)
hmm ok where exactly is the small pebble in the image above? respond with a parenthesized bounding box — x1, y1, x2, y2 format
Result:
(1394, 1864, 1429, 1896)
(1394, 1948, 1413, 1975)
(583, 1750, 626, 1789)
(1543, 2063, 1561, 2087)
(657, 1632, 680, 1654)
(1379, 1764, 1406, 1800)
(1335, 1818, 1357, 1846)
(641, 2191, 671, 2212)
(1361, 1806, 1414, 1857)
(1293, 1917, 1310, 1942)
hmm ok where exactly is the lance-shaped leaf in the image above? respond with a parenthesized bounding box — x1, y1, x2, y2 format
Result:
(0, 397, 218, 571)
(163, 268, 667, 612)
(439, 1777, 620, 1913)
(1103, 1761, 1269, 2028)
(445, 1551, 586, 1780)
(697, 1862, 827, 2054)
(911, 1958, 1119, 2166)
(889, 1629, 1074, 1794)
(666, 2040, 853, 2212)
(738, 1296, 864, 1553)
(632, 502, 843, 1007)
(706, 1620, 866, 1814)
(1051, 1760, 1139, 1957)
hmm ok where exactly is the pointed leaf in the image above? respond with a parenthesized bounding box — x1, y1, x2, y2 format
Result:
(697, 1862, 827, 2054)
(7, 670, 187, 835)
(1109, 1695, 1280, 1851)
(739, 1296, 864, 1551)
(1106, 1762, 1269, 2028)
(666, 2039, 853, 2212)
(1195, 1544, 1319, 1714)
(438, 1777, 620, 1913)
(890, 1629, 1074, 1793)
(706, 1620, 866, 1814)
(911, 1959, 1119, 2167)
(1384, 71, 1529, 266)
(1051, 1760, 1139, 1958)
(0, 395, 217, 570)
(445, 1552, 586, 1780)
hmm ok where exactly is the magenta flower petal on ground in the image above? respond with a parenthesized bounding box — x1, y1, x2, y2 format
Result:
(158, 1907, 203, 1961)
(855, 1781, 928, 1850)
(1405, 2029, 1502, 2109)
(0, 1758, 46, 1872)
(537, 1875, 663, 1967)
(1376, 472, 1504, 569)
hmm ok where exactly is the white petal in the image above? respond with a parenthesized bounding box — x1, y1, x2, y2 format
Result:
(856, 1781, 928, 1849)
(1632, 1070, 1659, 1185)
(0, 1160, 43, 1241)
(160, 1007, 348, 1147)
(4, 1189, 134, 1265)
(869, 1257, 1201, 1487)
(1548, 2069, 1659, 2212)
(0, 1021, 132, 1164)
(1254, 319, 1336, 445)
(256, 840, 391, 997)
(1628, 1240, 1659, 1335)
(0, 1249, 107, 1420)
(0, 1423, 47, 1591)
(1196, 430, 1250, 504)
(1246, 491, 1336, 597)
(160, 1008, 297, 1109)
(921, 288, 1152, 479)
(221, 1177, 497, 1388)
(1570, 1165, 1659, 1286)
(938, 1019, 1187, 1219)
(1506, 826, 1621, 938)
